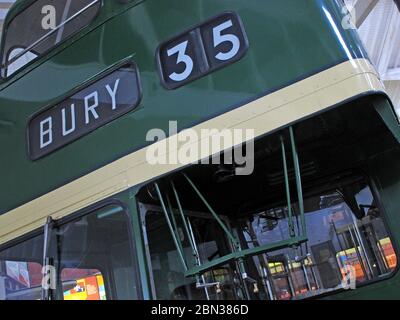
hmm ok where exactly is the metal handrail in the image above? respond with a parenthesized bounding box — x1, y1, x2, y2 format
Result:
(281, 135, 295, 237)
(166, 192, 185, 258)
(170, 181, 199, 263)
(290, 126, 307, 237)
(150, 126, 308, 279)
(154, 182, 188, 271)
(185, 236, 308, 278)
(182, 126, 308, 278)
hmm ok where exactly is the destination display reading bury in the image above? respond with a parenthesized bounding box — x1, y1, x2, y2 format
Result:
(28, 63, 141, 160)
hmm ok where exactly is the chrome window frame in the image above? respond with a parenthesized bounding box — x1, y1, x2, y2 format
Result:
(0, 0, 103, 79)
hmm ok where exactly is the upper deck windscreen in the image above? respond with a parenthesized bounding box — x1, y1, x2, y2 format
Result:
(0, 0, 101, 78)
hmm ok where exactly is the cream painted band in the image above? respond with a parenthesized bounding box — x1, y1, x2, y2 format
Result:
(0, 58, 386, 246)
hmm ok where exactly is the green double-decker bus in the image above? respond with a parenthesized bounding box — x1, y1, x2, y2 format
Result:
(0, 0, 399, 300)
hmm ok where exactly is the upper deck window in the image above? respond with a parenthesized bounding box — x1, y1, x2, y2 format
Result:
(1, 0, 102, 78)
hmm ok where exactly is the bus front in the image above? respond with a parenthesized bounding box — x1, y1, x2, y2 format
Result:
(0, 0, 399, 300)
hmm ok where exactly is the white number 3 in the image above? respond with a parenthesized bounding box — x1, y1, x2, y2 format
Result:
(213, 20, 240, 61)
(167, 41, 194, 82)
(166, 19, 242, 84)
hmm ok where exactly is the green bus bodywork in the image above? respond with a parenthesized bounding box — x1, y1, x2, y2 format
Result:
(0, 0, 400, 300)
(0, 0, 369, 213)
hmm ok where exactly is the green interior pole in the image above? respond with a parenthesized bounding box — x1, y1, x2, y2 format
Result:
(170, 180, 199, 265)
(280, 135, 295, 237)
(289, 126, 306, 237)
(154, 182, 188, 271)
(183, 173, 240, 249)
(166, 192, 185, 260)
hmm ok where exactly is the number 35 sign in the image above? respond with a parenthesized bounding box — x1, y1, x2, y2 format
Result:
(156, 12, 249, 90)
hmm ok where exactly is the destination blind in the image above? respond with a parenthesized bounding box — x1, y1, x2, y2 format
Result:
(28, 62, 141, 160)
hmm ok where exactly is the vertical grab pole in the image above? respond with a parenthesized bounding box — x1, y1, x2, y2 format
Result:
(166, 192, 185, 260)
(187, 217, 211, 300)
(281, 135, 295, 237)
(289, 126, 306, 238)
(183, 173, 240, 249)
(170, 181, 199, 262)
(171, 181, 207, 292)
(154, 182, 188, 271)
(182, 173, 252, 295)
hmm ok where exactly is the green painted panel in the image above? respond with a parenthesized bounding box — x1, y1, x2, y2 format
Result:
(0, 0, 368, 213)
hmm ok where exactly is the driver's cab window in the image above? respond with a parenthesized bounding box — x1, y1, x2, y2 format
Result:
(47, 204, 140, 300)
(0, 203, 140, 300)
(1, 0, 102, 77)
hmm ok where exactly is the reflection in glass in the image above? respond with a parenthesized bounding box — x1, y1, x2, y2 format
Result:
(1, 0, 101, 77)
(140, 181, 397, 300)
(0, 234, 44, 300)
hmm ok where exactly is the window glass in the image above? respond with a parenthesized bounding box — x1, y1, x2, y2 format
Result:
(0, 203, 139, 300)
(62, 268, 106, 300)
(47, 204, 140, 300)
(0, 1, 16, 34)
(140, 179, 397, 300)
(237, 184, 397, 299)
(0, 234, 44, 300)
(144, 209, 239, 300)
(1, 0, 101, 77)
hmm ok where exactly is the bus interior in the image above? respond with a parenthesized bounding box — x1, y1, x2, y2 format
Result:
(0, 95, 398, 300)
(137, 96, 399, 300)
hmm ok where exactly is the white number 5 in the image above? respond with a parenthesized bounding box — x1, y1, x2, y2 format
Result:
(213, 20, 240, 61)
(167, 41, 194, 82)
